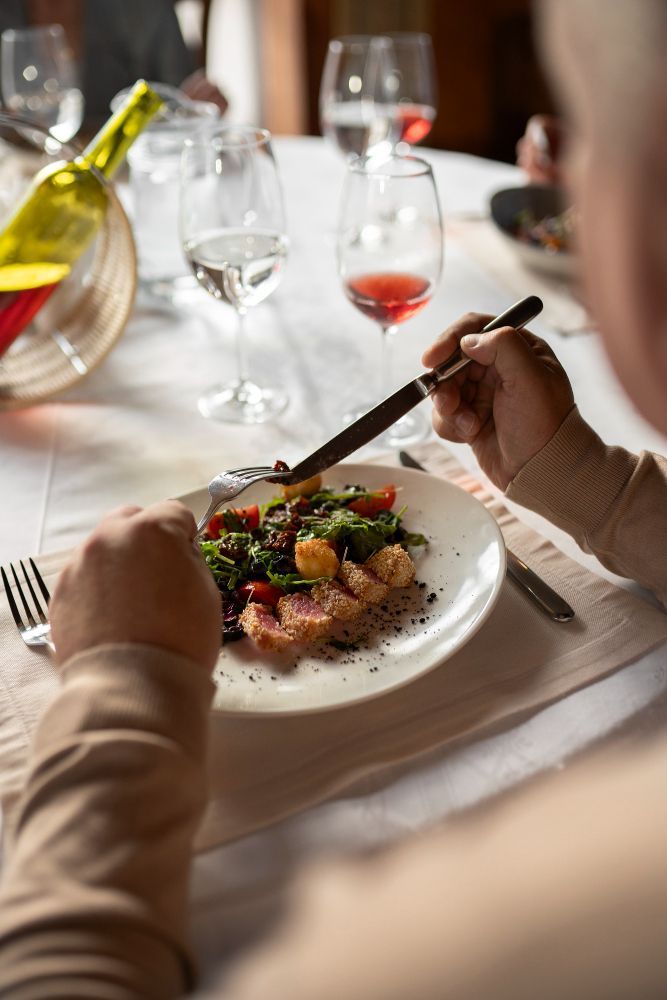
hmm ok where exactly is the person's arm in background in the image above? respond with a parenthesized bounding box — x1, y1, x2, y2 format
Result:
(0, 501, 221, 999)
(422, 314, 667, 608)
(180, 68, 228, 115)
(516, 114, 566, 185)
(142, 0, 228, 111)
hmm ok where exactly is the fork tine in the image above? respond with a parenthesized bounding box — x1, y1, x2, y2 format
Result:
(1, 566, 24, 629)
(20, 560, 47, 624)
(231, 470, 277, 485)
(226, 466, 273, 476)
(10, 563, 37, 627)
(245, 471, 283, 485)
(29, 557, 50, 604)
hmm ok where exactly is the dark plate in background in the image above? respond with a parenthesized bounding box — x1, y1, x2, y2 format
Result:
(490, 185, 576, 280)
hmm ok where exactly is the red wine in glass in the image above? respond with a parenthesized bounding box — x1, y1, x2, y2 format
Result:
(345, 271, 432, 326)
(394, 103, 436, 146)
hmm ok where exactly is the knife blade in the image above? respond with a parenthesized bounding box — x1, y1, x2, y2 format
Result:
(287, 295, 543, 483)
(398, 450, 575, 623)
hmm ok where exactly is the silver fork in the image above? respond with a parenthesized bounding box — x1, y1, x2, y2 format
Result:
(195, 465, 294, 537)
(1, 558, 55, 650)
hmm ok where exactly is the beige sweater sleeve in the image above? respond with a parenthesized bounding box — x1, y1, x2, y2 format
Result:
(0, 623, 665, 1000)
(221, 731, 667, 1000)
(0, 643, 214, 1000)
(506, 406, 667, 607)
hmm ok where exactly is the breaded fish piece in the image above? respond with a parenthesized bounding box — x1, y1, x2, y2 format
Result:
(239, 603, 293, 651)
(338, 560, 389, 604)
(277, 592, 333, 640)
(365, 544, 416, 588)
(311, 579, 365, 620)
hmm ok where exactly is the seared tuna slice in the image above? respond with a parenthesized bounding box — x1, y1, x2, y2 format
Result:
(277, 593, 333, 640)
(239, 603, 293, 651)
(311, 579, 365, 620)
(337, 561, 389, 604)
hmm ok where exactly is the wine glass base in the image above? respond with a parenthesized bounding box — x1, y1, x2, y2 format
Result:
(342, 402, 430, 450)
(198, 379, 288, 424)
(140, 274, 203, 304)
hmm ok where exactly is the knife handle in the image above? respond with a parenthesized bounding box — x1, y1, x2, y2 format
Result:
(427, 295, 544, 391)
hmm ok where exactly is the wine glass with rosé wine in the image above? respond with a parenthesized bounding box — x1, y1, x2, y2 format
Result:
(180, 125, 289, 424)
(383, 33, 437, 154)
(337, 153, 443, 446)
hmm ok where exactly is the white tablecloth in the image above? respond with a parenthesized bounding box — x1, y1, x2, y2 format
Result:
(1, 137, 666, 985)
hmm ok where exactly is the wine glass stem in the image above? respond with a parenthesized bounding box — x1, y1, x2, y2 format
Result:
(234, 306, 249, 386)
(379, 324, 397, 401)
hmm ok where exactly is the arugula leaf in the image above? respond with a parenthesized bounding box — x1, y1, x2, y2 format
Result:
(400, 530, 428, 548)
(266, 569, 330, 589)
(259, 494, 288, 518)
(296, 508, 400, 562)
(200, 539, 250, 590)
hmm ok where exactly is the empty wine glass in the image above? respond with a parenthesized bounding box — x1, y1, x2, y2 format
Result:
(337, 154, 443, 446)
(180, 125, 289, 423)
(320, 35, 396, 160)
(1, 24, 84, 148)
(383, 33, 437, 153)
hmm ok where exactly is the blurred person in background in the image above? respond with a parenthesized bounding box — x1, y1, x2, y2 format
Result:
(0, 0, 227, 129)
(0, 0, 666, 998)
(515, 112, 566, 185)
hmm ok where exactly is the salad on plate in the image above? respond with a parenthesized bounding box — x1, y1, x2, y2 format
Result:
(199, 474, 427, 652)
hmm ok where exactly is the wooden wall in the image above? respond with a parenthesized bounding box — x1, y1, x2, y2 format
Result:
(302, 0, 556, 161)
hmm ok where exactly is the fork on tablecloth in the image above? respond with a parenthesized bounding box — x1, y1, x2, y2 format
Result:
(1, 558, 54, 650)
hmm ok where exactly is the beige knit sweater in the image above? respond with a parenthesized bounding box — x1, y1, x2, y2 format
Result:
(0, 409, 665, 999)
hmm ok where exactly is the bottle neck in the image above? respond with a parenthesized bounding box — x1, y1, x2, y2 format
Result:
(79, 80, 163, 181)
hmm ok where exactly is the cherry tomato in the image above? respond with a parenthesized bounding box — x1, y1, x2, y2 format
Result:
(348, 485, 396, 517)
(206, 504, 260, 538)
(205, 512, 226, 539)
(237, 580, 284, 607)
(231, 504, 260, 530)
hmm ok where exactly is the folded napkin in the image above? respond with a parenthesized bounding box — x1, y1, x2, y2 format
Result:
(449, 216, 591, 336)
(1, 442, 666, 853)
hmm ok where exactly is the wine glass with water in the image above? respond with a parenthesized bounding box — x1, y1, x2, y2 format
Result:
(337, 154, 443, 446)
(320, 35, 396, 160)
(1, 24, 84, 148)
(180, 125, 289, 423)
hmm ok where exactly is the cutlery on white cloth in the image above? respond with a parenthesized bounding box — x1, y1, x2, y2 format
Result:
(398, 451, 575, 623)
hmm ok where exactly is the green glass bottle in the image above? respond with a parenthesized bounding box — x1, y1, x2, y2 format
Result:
(0, 79, 162, 354)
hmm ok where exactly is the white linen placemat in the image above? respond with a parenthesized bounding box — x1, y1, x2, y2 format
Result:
(1, 443, 666, 853)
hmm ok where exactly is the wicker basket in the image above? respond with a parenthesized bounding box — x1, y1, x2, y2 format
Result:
(0, 118, 137, 410)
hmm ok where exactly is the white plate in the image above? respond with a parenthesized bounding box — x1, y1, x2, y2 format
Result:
(180, 463, 506, 715)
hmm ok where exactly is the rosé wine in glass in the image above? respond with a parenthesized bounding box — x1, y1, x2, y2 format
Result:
(337, 154, 443, 447)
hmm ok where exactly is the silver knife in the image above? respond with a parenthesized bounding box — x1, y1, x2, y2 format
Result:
(398, 450, 575, 623)
(286, 295, 543, 484)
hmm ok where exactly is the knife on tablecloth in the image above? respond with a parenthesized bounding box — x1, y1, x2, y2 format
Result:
(399, 450, 575, 623)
